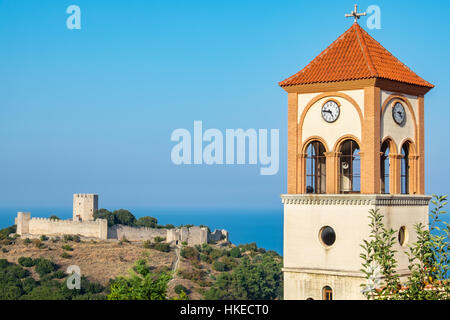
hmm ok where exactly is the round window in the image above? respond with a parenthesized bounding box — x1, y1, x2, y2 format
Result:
(319, 226, 336, 247)
(398, 226, 408, 246)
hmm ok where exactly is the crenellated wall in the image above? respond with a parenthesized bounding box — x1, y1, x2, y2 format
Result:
(15, 212, 228, 245)
(16, 212, 107, 239)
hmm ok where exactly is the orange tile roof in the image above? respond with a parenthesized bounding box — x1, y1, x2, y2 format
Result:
(279, 23, 434, 88)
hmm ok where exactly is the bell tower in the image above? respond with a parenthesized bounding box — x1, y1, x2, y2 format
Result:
(280, 6, 434, 300)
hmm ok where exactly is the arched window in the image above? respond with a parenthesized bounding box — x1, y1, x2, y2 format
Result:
(401, 142, 410, 194)
(305, 141, 326, 194)
(339, 140, 360, 193)
(322, 286, 333, 300)
(380, 140, 390, 194)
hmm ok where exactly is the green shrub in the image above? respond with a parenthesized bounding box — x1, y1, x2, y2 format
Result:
(52, 270, 66, 279)
(108, 271, 169, 300)
(0, 259, 9, 268)
(40, 235, 48, 241)
(61, 252, 71, 259)
(143, 240, 152, 248)
(8, 264, 29, 279)
(0, 260, 105, 300)
(23, 238, 32, 245)
(174, 284, 189, 295)
(62, 244, 73, 251)
(153, 242, 170, 252)
(21, 277, 37, 294)
(49, 215, 60, 220)
(213, 261, 227, 272)
(63, 235, 80, 242)
(200, 254, 211, 263)
(0, 238, 13, 245)
(191, 260, 202, 269)
(210, 248, 225, 260)
(18, 257, 34, 267)
(34, 258, 57, 277)
(238, 243, 258, 252)
(230, 247, 241, 258)
(134, 259, 150, 276)
(204, 254, 283, 300)
(202, 244, 212, 254)
(154, 236, 165, 243)
(2, 248, 8, 253)
(180, 247, 199, 260)
(0, 225, 16, 241)
(178, 269, 207, 283)
(221, 256, 236, 270)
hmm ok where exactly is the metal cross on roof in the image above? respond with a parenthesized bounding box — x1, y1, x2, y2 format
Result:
(345, 4, 366, 23)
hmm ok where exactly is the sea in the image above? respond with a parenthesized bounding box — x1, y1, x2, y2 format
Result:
(0, 208, 284, 255)
(2, 206, 449, 257)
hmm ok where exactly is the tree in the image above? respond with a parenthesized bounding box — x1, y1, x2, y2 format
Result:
(204, 253, 283, 300)
(34, 258, 57, 277)
(230, 247, 241, 258)
(360, 195, 450, 300)
(93, 209, 117, 227)
(108, 260, 170, 300)
(112, 209, 136, 226)
(136, 216, 158, 228)
(0, 225, 16, 240)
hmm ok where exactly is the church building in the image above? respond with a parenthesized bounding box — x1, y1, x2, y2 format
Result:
(280, 6, 434, 300)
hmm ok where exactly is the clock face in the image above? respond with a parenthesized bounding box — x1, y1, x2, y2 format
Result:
(321, 100, 340, 123)
(392, 102, 406, 125)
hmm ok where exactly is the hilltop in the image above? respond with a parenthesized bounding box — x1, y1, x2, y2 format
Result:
(0, 225, 283, 300)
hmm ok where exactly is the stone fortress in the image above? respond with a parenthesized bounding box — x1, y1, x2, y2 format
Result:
(15, 194, 228, 246)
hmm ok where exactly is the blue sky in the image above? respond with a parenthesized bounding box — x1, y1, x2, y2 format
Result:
(0, 0, 449, 211)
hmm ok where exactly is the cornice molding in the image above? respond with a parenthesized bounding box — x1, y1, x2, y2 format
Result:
(281, 194, 432, 206)
(282, 267, 412, 278)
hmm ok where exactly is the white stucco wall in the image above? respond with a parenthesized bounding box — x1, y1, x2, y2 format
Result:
(300, 92, 363, 151)
(282, 194, 430, 300)
(381, 91, 418, 150)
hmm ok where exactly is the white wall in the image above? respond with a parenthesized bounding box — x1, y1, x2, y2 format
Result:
(381, 90, 418, 150)
(300, 91, 363, 151)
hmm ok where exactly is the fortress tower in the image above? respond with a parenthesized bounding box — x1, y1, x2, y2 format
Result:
(280, 7, 433, 300)
(73, 194, 98, 221)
